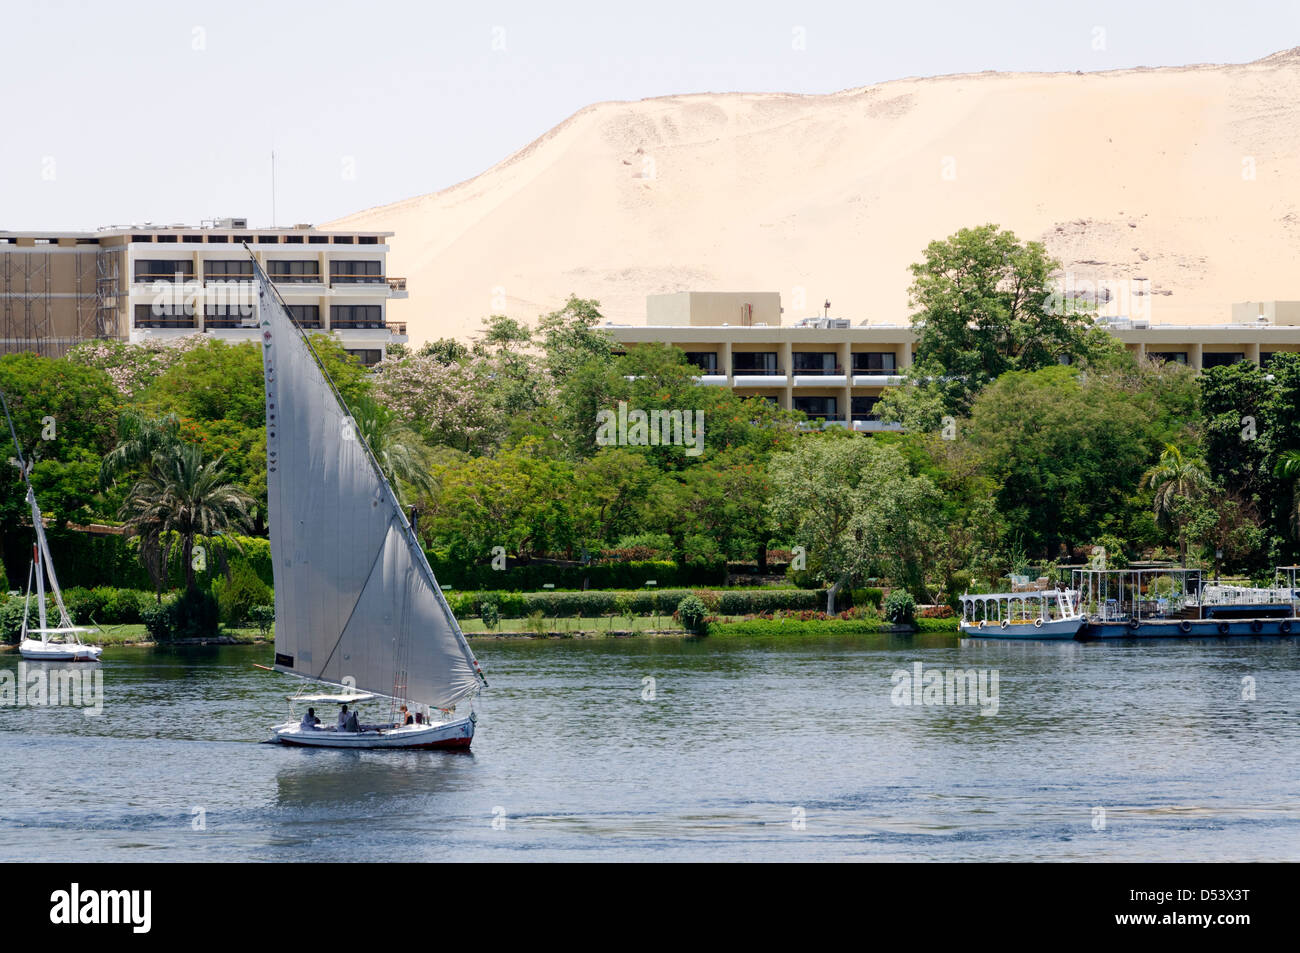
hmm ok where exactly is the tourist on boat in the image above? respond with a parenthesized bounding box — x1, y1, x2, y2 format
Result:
(301, 707, 321, 729)
(344, 708, 360, 732)
(338, 704, 350, 730)
(414, 711, 424, 725)
(397, 704, 412, 726)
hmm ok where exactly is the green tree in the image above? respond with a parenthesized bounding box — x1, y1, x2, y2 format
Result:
(119, 443, 255, 595)
(1143, 443, 1211, 566)
(349, 395, 435, 507)
(1274, 450, 1300, 542)
(907, 224, 1101, 416)
(767, 434, 941, 609)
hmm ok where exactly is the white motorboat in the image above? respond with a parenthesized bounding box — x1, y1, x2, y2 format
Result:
(249, 255, 487, 749)
(959, 587, 1085, 640)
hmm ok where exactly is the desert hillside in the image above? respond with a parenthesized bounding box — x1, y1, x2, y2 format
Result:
(330, 49, 1300, 344)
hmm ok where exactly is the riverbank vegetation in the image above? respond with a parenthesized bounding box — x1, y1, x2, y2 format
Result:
(0, 223, 1296, 642)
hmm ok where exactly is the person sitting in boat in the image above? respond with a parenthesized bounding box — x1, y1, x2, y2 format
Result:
(337, 704, 350, 730)
(344, 708, 360, 732)
(414, 711, 424, 725)
(301, 707, 321, 729)
(397, 704, 413, 726)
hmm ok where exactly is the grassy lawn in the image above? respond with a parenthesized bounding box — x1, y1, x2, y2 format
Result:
(82, 624, 269, 645)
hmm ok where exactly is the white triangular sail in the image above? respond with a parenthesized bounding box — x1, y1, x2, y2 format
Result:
(254, 264, 482, 709)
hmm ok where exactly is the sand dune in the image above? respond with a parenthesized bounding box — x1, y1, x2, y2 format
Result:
(330, 49, 1300, 344)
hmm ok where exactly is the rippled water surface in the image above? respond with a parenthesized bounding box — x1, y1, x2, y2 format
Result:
(1, 634, 1297, 861)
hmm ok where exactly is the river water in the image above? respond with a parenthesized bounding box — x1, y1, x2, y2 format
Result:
(1, 633, 1296, 862)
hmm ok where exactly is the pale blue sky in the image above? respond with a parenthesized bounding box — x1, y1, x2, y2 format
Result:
(2, 0, 1295, 229)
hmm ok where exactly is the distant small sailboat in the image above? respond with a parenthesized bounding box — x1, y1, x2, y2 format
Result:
(0, 391, 102, 662)
(249, 254, 487, 749)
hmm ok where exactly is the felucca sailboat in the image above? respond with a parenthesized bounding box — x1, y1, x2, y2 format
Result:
(1, 391, 102, 662)
(250, 256, 487, 749)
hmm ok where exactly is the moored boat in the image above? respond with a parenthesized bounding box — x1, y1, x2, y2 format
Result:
(959, 588, 1084, 640)
(1, 390, 102, 663)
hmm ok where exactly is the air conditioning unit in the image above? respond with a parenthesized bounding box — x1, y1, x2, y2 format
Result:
(1131, 318, 1150, 329)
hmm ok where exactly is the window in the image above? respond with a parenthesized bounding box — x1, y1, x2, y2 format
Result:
(852, 395, 881, 421)
(203, 303, 257, 328)
(156, 235, 177, 243)
(134, 260, 194, 282)
(207, 235, 229, 243)
(256, 235, 279, 244)
(134, 304, 195, 328)
(285, 235, 303, 244)
(204, 260, 254, 282)
(1147, 351, 1188, 365)
(308, 235, 328, 244)
(793, 396, 838, 420)
(1202, 352, 1245, 369)
(131, 235, 152, 243)
(792, 352, 838, 373)
(346, 348, 382, 367)
(358, 236, 379, 244)
(329, 260, 383, 284)
(331, 305, 383, 328)
(268, 260, 321, 282)
(732, 352, 779, 375)
(183, 235, 203, 243)
(852, 351, 896, 372)
(684, 351, 718, 373)
(288, 305, 321, 328)
(333, 235, 354, 245)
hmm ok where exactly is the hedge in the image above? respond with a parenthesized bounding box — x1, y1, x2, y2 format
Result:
(444, 587, 825, 619)
(1, 529, 273, 592)
(425, 556, 726, 591)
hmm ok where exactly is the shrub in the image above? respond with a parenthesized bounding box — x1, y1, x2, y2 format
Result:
(213, 561, 272, 627)
(918, 604, 955, 618)
(525, 610, 548, 637)
(141, 599, 171, 641)
(848, 587, 884, 609)
(162, 588, 220, 640)
(884, 589, 916, 624)
(479, 598, 500, 631)
(676, 595, 709, 635)
(249, 604, 275, 639)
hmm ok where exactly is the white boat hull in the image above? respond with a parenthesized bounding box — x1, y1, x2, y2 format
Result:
(269, 715, 475, 750)
(18, 638, 102, 661)
(960, 617, 1085, 640)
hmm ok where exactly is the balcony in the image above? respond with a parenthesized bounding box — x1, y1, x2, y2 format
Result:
(331, 319, 387, 330)
(693, 374, 729, 386)
(732, 366, 786, 387)
(386, 321, 407, 337)
(135, 317, 197, 330)
(852, 373, 903, 387)
(792, 365, 847, 387)
(202, 317, 259, 330)
(852, 419, 904, 433)
(269, 273, 323, 284)
(387, 277, 408, 298)
(795, 415, 849, 431)
(329, 275, 386, 286)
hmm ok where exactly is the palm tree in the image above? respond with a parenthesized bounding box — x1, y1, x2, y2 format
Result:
(100, 410, 183, 490)
(119, 443, 254, 594)
(1143, 443, 1211, 566)
(1275, 449, 1300, 542)
(350, 396, 435, 507)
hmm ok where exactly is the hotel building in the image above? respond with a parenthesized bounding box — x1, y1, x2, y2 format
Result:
(604, 292, 1300, 430)
(0, 218, 408, 365)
